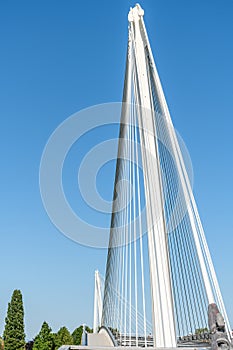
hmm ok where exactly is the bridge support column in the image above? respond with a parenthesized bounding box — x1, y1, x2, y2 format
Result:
(128, 5, 176, 347)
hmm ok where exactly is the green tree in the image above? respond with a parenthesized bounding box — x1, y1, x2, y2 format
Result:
(3, 289, 25, 350)
(0, 336, 4, 350)
(72, 325, 93, 345)
(54, 327, 73, 349)
(33, 322, 54, 350)
(72, 326, 83, 345)
(195, 327, 208, 334)
(86, 326, 93, 334)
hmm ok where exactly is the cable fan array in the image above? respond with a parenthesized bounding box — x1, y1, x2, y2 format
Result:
(101, 4, 231, 347)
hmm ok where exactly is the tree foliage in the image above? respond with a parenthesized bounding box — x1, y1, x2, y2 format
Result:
(86, 326, 93, 334)
(72, 326, 83, 345)
(54, 327, 73, 349)
(33, 322, 55, 350)
(3, 289, 25, 350)
(0, 337, 4, 350)
(72, 325, 93, 345)
(195, 327, 209, 334)
(1, 289, 95, 350)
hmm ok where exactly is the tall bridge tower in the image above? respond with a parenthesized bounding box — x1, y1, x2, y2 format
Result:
(96, 4, 231, 349)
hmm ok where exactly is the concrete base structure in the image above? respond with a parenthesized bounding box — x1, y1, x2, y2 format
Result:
(88, 332, 115, 347)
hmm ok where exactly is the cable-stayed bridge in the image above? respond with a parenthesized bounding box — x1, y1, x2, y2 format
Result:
(92, 4, 232, 350)
(58, 3, 232, 350)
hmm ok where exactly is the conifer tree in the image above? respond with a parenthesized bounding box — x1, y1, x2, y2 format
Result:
(72, 325, 83, 345)
(33, 322, 54, 350)
(54, 326, 73, 349)
(3, 289, 25, 350)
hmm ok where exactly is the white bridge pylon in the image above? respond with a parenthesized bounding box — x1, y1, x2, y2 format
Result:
(98, 3, 231, 348)
(93, 270, 104, 334)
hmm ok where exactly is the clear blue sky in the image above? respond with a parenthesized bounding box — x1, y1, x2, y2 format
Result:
(0, 0, 233, 341)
